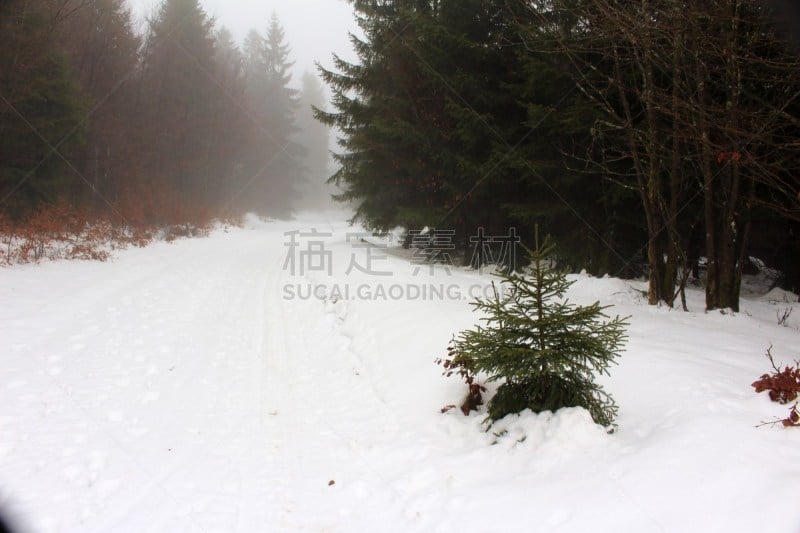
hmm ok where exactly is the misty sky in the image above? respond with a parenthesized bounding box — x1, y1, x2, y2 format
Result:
(131, 0, 360, 84)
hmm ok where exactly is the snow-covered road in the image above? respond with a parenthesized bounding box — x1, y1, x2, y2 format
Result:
(2, 214, 800, 532)
(0, 216, 410, 531)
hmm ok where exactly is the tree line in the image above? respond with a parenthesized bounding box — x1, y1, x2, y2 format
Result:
(318, 0, 800, 311)
(0, 0, 330, 227)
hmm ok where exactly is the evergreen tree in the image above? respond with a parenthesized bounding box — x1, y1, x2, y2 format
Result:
(317, 0, 632, 271)
(241, 13, 303, 217)
(0, 0, 86, 218)
(317, 0, 445, 231)
(505, 37, 645, 277)
(140, 0, 218, 206)
(59, 0, 142, 210)
(444, 233, 627, 427)
(208, 26, 248, 207)
(297, 71, 332, 209)
(406, 0, 533, 258)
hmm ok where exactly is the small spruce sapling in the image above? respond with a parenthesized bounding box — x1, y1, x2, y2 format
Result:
(438, 231, 628, 428)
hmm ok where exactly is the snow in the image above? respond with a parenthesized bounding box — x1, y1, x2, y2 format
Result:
(1, 213, 799, 532)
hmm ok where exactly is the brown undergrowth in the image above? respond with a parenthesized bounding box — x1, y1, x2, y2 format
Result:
(0, 194, 245, 266)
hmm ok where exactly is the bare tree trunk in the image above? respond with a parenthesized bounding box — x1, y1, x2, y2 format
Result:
(718, 0, 744, 311)
(668, 20, 686, 309)
(611, 39, 661, 305)
(640, 0, 667, 305)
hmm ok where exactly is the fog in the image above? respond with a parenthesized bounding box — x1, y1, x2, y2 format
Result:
(132, 0, 359, 78)
(130, 0, 361, 214)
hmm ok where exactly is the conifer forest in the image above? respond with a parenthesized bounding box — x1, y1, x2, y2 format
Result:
(2, 0, 799, 305)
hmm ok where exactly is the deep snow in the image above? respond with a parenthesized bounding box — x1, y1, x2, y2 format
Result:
(1, 214, 799, 532)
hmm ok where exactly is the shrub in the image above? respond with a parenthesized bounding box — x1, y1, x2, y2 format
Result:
(753, 345, 800, 428)
(438, 232, 628, 428)
(752, 345, 800, 404)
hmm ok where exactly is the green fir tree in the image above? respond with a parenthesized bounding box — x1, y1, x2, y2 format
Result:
(241, 13, 303, 217)
(0, 0, 86, 218)
(446, 232, 627, 427)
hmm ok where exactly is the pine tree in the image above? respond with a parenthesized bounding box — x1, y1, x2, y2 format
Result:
(316, 0, 446, 231)
(140, 0, 218, 205)
(504, 39, 645, 277)
(241, 13, 303, 217)
(59, 0, 143, 210)
(297, 71, 332, 209)
(316, 0, 626, 269)
(0, 0, 86, 218)
(444, 232, 627, 427)
(207, 26, 248, 208)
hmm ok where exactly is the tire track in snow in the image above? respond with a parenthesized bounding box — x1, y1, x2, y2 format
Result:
(1, 230, 285, 532)
(261, 270, 414, 530)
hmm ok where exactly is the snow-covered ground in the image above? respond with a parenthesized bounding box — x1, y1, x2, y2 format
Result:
(1, 213, 799, 533)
